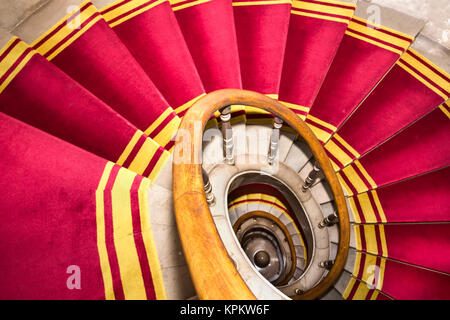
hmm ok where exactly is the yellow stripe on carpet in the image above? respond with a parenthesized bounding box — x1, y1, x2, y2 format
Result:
(32, 1, 102, 60)
(292, 0, 355, 18)
(138, 177, 168, 299)
(233, 0, 292, 7)
(347, 18, 412, 54)
(128, 139, 159, 175)
(110, 167, 147, 299)
(0, 39, 36, 94)
(174, 93, 206, 116)
(116, 130, 144, 166)
(398, 50, 450, 100)
(103, 0, 167, 27)
(95, 161, 116, 300)
(171, 0, 213, 11)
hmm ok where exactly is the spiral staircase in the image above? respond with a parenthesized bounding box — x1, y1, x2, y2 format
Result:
(0, 0, 448, 300)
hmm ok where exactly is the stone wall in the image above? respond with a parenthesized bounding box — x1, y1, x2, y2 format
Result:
(371, 0, 449, 49)
(0, 0, 50, 31)
(0, 0, 448, 48)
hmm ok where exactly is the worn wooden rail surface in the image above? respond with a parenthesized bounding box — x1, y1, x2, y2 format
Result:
(172, 89, 349, 300)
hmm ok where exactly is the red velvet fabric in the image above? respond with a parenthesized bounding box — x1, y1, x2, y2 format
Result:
(278, 13, 349, 114)
(382, 258, 450, 300)
(359, 108, 450, 188)
(0, 53, 134, 162)
(0, 113, 162, 299)
(107, 1, 205, 113)
(383, 224, 450, 273)
(0, 113, 107, 299)
(47, 17, 177, 146)
(173, 0, 242, 91)
(233, 1, 291, 95)
(376, 167, 450, 223)
(334, 64, 446, 163)
(345, 277, 391, 300)
(308, 34, 401, 129)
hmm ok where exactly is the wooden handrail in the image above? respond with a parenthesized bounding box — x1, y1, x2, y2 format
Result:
(172, 89, 350, 300)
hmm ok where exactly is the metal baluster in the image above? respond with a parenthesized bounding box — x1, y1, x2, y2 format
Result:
(318, 211, 339, 229)
(319, 260, 334, 270)
(202, 168, 215, 206)
(302, 161, 321, 192)
(220, 106, 234, 165)
(268, 117, 283, 165)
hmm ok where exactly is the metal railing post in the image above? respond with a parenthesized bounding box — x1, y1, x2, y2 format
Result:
(318, 211, 339, 228)
(202, 168, 215, 206)
(220, 106, 234, 165)
(268, 117, 283, 165)
(302, 161, 321, 192)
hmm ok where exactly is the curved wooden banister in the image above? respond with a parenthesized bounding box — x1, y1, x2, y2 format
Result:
(173, 89, 350, 300)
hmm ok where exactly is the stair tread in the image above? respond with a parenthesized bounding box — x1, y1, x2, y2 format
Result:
(0, 0, 449, 301)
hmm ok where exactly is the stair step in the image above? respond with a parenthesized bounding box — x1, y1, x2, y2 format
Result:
(147, 184, 176, 226)
(95, 0, 206, 117)
(338, 108, 450, 196)
(161, 264, 196, 300)
(294, 246, 305, 260)
(325, 46, 448, 170)
(228, 208, 238, 226)
(293, 266, 304, 278)
(245, 124, 272, 159)
(234, 202, 248, 218)
(0, 0, 448, 301)
(0, 35, 169, 180)
(348, 167, 450, 224)
(310, 181, 334, 205)
(278, 131, 297, 163)
(0, 112, 167, 299)
(233, 0, 291, 96)
(172, 0, 241, 91)
(283, 139, 313, 172)
(245, 198, 262, 214)
(327, 224, 339, 245)
(320, 288, 344, 300)
(333, 269, 352, 297)
(14, 0, 179, 150)
(344, 247, 357, 275)
(279, 0, 357, 120)
(202, 125, 224, 170)
(268, 206, 285, 220)
(354, 223, 450, 274)
(152, 153, 173, 190)
(233, 122, 248, 157)
(344, 251, 450, 300)
(151, 224, 187, 270)
(306, 4, 425, 144)
(256, 202, 275, 214)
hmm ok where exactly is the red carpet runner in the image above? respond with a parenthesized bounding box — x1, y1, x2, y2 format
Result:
(172, 0, 241, 92)
(305, 11, 421, 143)
(0, 0, 449, 301)
(348, 167, 449, 223)
(279, 0, 356, 119)
(30, 0, 180, 150)
(0, 36, 169, 180)
(233, 0, 291, 123)
(0, 112, 165, 299)
(325, 50, 449, 169)
(338, 106, 450, 196)
(98, 0, 206, 118)
(344, 252, 450, 300)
